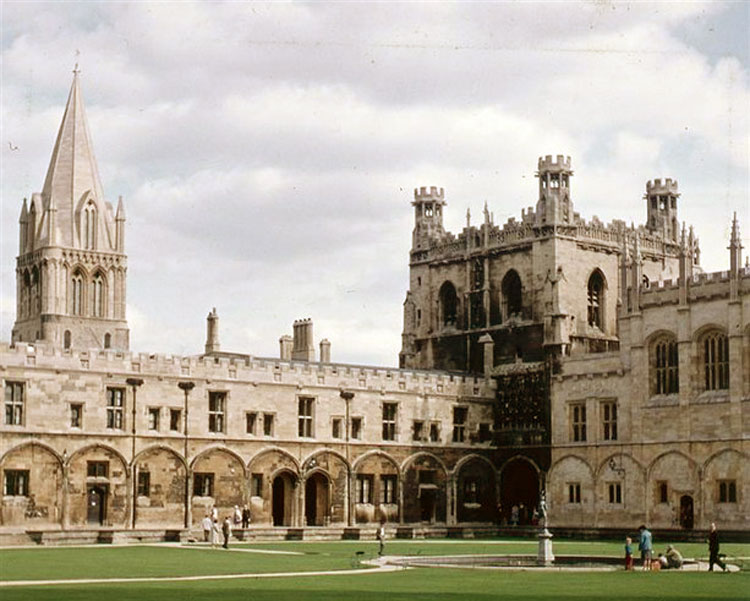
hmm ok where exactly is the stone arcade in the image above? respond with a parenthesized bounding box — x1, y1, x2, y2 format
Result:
(1, 72, 748, 540)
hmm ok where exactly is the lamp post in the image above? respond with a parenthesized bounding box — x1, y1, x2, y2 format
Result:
(178, 381, 195, 529)
(126, 377, 144, 529)
(339, 390, 354, 527)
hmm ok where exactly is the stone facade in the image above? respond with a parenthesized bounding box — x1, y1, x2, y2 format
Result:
(0, 72, 747, 535)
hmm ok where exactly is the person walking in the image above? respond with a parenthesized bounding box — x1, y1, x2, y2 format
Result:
(201, 513, 212, 542)
(708, 522, 727, 572)
(638, 525, 653, 571)
(222, 515, 232, 549)
(377, 519, 386, 557)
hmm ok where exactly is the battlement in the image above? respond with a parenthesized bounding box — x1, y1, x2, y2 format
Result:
(414, 186, 445, 202)
(537, 154, 572, 173)
(293, 318, 313, 326)
(646, 178, 679, 195)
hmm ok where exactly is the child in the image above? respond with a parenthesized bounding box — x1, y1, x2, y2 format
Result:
(625, 536, 634, 570)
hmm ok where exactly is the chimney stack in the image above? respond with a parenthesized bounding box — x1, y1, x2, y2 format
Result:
(279, 335, 293, 361)
(205, 307, 220, 354)
(292, 318, 315, 361)
(320, 338, 331, 363)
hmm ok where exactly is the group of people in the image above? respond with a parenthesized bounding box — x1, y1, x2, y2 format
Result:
(200, 505, 252, 549)
(624, 523, 728, 572)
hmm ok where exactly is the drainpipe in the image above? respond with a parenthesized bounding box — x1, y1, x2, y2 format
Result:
(178, 381, 195, 530)
(340, 390, 354, 527)
(126, 378, 144, 530)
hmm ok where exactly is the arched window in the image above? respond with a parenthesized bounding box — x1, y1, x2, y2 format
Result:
(92, 272, 105, 317)
(84, 202, 96, 249)
(72, 269, 84, 316)
(31, 266, 40, 314)
(501, 270, 523, 320)
(439, 281, 459, 327)
(652, 336, 679, 395)
(703, 332, 729, 391)
(587, 271, 605, 329)
(21, 270, 31, 318)
(64, 330, 71, 349)
(104, 333, 111, 349)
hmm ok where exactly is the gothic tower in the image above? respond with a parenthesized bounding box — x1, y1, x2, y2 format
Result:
(12, 68, 129, 350)
(411, 186, 446, 249)
(535, 154, 573, 226)
(645, 178, 679, 242)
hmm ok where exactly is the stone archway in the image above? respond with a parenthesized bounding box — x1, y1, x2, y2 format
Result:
(455, 456, 497, 523)
(304, 471, 330, 526)
(272, 471, 298, 527)
(500, 457, 539, 525)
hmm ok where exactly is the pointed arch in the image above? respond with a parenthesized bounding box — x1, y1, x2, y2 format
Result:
(301, 448, 350, 472)
(0, 441, 64, 467)
(353, 450, 400, 475)
(452, 453, 496, 476)
(400, 451, 449, 475)
(84, 200, 97, 250)
(70, 264, 88, 316)
(438, 280, 459, 328)
(90, 269, 107, 318)
(67, 443, 129, 472)
(190, 445, 247, 477)
(501, 269, 523, 321)
(247, 446, 301, 473)
(587, 269, 606, 329)
(133, 444, 188, 472)
(647, 450, 697, 480)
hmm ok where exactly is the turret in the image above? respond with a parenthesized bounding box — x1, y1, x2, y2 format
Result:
(535, 154, 573, 226)
(116, 196, 126, 253)
(205, 307, 220, 354)
(18, 198, 28, 253)
(645, 178, 679, 241)
(411, 186, 446, 249)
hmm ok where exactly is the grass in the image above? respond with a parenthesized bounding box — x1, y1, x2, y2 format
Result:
(0, 539, 748, 600)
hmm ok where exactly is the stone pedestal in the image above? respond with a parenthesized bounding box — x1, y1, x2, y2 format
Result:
(537, 528, 555, 566)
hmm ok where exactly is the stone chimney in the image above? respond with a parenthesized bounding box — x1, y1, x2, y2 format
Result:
(319, 338, 331, 363)
(292, 318, 315, 361)
(205, 307, 220, 354)
(279, 335, 293, 361)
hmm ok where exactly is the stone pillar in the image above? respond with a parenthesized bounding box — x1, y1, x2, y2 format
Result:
(320, 339, 331, 363)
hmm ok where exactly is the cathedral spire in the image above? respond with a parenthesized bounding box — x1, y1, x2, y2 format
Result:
(41, 67, 105, 245)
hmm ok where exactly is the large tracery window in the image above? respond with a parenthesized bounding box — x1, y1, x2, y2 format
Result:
(653, 337, 679, 395)
(501, 270, 523, 320)
(439, 281, 459, 327)
(587, 271, 605, 329)
(92, 273, 105, 317)
(703, 332, 729, 391)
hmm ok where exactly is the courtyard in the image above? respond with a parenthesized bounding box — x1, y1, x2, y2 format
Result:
(0, 539, 747, 601)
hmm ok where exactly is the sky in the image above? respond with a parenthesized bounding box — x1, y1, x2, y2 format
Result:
(1, 1, 748, 367)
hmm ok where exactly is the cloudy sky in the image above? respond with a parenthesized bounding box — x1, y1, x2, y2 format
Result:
(1, 1, 748, 366)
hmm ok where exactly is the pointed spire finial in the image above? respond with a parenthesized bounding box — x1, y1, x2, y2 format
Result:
(73, 49, 81, 75)
(466, 207, 471, 228)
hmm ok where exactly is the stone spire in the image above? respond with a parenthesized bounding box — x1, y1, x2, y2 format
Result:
(41, 67, 106, 247)
(729, 212, 743, 276)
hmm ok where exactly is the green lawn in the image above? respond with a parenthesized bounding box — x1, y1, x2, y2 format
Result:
(0, 539, 747, 601)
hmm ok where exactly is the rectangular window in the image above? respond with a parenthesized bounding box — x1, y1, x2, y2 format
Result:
(658, 481, 668, 504)
(478, 422, 492, 443)
(380, 475, 397, 504)
(718, 480, 737, 503)
(251, 473, 263, 497)
(568, 483, 581, 504)
(148, 407, 160, 431)
(463, 479, 480, 504)
(298, 396, 314, 438)
(331, 417, 342, 439)
(194, 473, 214, 497)
(602, 402, 617, 441)
(382, 403, 397, 441)
(570, 403, 586, 442)
(608, 482, 622, 504)
(4, 381, 25, 425)
(452, 406, 468, 443)
(351, 417, 362, 440)
(106, 387, 125, 430)
(137, 471, 150, 497)
(70, 403, 83, 428)
(87, 461, 109, 478)
(263, 413, 275, 436)
(356, 474, 373, 503)
(246, 411, 257, 435)
(412, 420, 424, 441)
(208, 391, 226, 433)
(429, 422, 440, 443)
(170, 409, 182, 432)
(3, 469, 29, 496)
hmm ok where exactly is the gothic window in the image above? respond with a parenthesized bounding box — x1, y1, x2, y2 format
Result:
(4, 381, 25, 426)
(601, 401, 617, 441)
(501, 270, 522, 320)
(193, 473, 214, 497)
(382, 402, 397, 441)
(608, 482, 622, 504)
(208, 391, 226, 433)
(4, 470, 29, 496)
(652, 336, 679, 395)
(137, 471, 150, 497)
(21, 270, 31, 318)
(452, 406, 468, 443)
(587, 270, 605, 329)
(439, 281, 459, 327)
(381, 475, 397, 504)
(92, 272, 105, 317)
(298, 396, 314, 438)
(84, 201, 96, 249)
(568, 483, 581, 504)
(106, 387, 124, 429)
(702, 332, 729, 391)
(463, 479, 480, 504)
(569, 403, 586, 442)
(30, 266, 40, 314)
(104, 333, 111, 349)
(71, 269, 84, 316)
(356, 474, 373, 503)
(472, 258, 484, 290)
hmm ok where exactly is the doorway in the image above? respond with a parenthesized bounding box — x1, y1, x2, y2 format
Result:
(419, 488, 437, 522)
(272, 472, 295, 526)
(500, 458, 538, 525)
(87, 485, 108, 525)
(304, 472, 329, 526)
(679, 495, 694, 529)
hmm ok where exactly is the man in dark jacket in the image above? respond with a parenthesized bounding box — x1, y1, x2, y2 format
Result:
(708, 522, 727, 571)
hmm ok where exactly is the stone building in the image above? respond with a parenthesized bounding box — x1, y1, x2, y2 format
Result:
(0, 71, 747, 537)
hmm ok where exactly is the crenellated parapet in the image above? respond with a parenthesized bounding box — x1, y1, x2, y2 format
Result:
(537, 154, 572, 173)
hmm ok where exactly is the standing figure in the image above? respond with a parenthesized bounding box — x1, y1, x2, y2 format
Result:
(233, 505, 242, 526)
(708, 522, 727, 572)
(377, 519, 386, 557)
(210, 518, 220, 548)
(638, 525, 653, 571)
(222, 515, 232, 549)
(242, 504, 250, 529)
(201, 513, 212, 542)
(624, 536, 633, 571)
